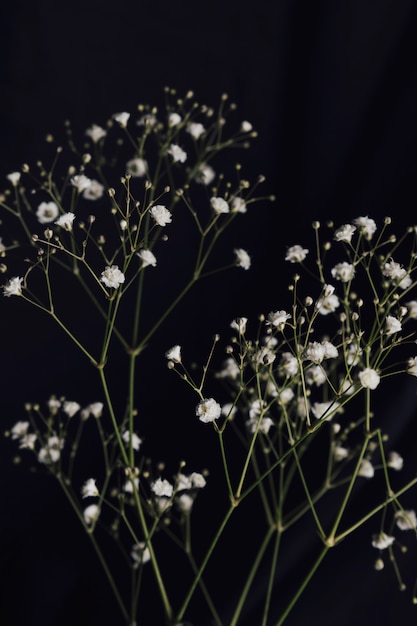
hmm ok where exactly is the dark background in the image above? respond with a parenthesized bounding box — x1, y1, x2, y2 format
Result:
(2, 1, 417, 625)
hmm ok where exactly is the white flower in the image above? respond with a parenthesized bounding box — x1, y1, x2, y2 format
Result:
(311, 400, 340, 421)
(55, 212, 75, 231)
(266, 310, 291, 330)
(81, 478, 99, 498)
(334, 445, 349, 461)
(407, 356, 417, 376)
(303, 342, 326, 364)
(323, 341, 339, 359)
(217, 357, 240, 379)
(285, 245, 309, 263)
(38, 435, 64, 464)
(137, 249, 157, 268)
(196, 164, 215, 185)
(358, 368, 380, 390)
(83, 179, 105, 200)
(382, 259, 405, 280)
(406, 300, 417, 318)
(255, 346, 276, 366)
(316, 286, 340, 315)
(168, 112, 182, 127)
(3, 276, 24, 297)
(113, 112, 130, 128)
(331, 262, 355, 282)
(81, 402, 104, 420)
(334, 224, 356, 242)
(234, 248, 251, 270)
(165, 345, 181, 363)
(7, 171, 21, 186)
(19, 433, 37, 450)
(190, 472, 207, 488)
(358, 459, 374, 478)
(63, 401, 81, 417)
(176, 493, 194, 512)
(279, 352, 299, 377)
(126, 157, 148, 177)
(305, 365, 326, 387)
(36, 201, 59, 224)
(279, 388, 294, 404)
(385, 315, 402, 335)
(150, 204, 172, 226)
(151, 477, 173, 498)
(71, 174, 92, 193)
(122, 430, 142, 451)
(387, 451, 403, 471)
(85, 124, 107, 143)
(210, 196, 229, 214)
(240, 120, 253, 132)
(395, 509, 417, 530)
(167, 143, 187, 163)
(186, 122, 205, 139)
(83, 503, 100, 525)
(372, 532, 395, 550)
(196, 398, 222, 423)
(131, 542, 151, 566)
(11, 421, 30, 439)
(231, 196, 247, 213)
(124, 477, 139, 493)
(100, 265, 125, 289)
(137, 113, 157, 127)
(353, 216, 377, 240)
(230, 317, 248, 334)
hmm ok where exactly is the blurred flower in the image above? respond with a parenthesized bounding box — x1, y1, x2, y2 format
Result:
(82, 478, 99, 498)
(285, 245, 309, 263)
(3, 276, 23, 297)
(210, 197, 229, 214)
(137, 249, 157, 268)
(126, 157, 148, 177)
(354, 216, 377, 240)
(85, 124, 107, 143)
(36, 201, 59, 224)
(55, 212, 75, 231)
(113, 112, 130, 128)
(234, 248, 251, 270)
(167, 143, 187, 163)
(334, 224, 356, 242)
(83, 504, 100, 525)
(371, 532, 395, 550)
(151, 477, 173, 497)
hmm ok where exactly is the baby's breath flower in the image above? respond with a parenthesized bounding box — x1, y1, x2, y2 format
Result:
(279, 352, 299, 377)
(151, 477, 174, 497)
(113, 112, 130, 128)
(407, 357, 417, 376)
(230, 317, 248, 334)
(285, 244, 309, 263)
(85, 124, 107, 143)
(7, 171, 21, 186)
(81, 402, 104, 420)
(305, 365, 326, 387)
(353, 216, 377, 240)
(240, 120, 253, 132)
(196, 164, 215, 185)
(11, 421, 30, 439)
(83, 503, 100, 525)
(167, 143, 187, 163)
(126, 157, 148, 177)
(190, 472, 207, 488)
(387, 451, 404, 470)
(210, 196, 229, 214)
(385, 315, 402, 335)
(196, 398, 222, 423)
(217, 357, 240, 379)
(311, 400, 341, 421)
(36, 201, 59, 224)
(395, 509, 417, 530)
(168, 112, 182, 127)
(234, 248, 251, 270)
(165, 345, 181, 363)
(316, 287, 340, 315)
(100, 265, 125, 289)
(137, 249, 157, 268)
(231, 196, 247, 213)
(63, 401, 81, 417)
(406, 300, 417, 318)
(38, 435, 64, 464)
(3, 276, 23, 297)
(81, 478, 99, 498)
(131, 542, 151, 566)
(372, 532, 395, 550)
(334, 224, 356, 242)
(176, 493, 194, 512)
(71, 174, 92, 192)
(122, 430, 142, 451)
(266, 310, 291, 330)
(358, 459, 374, 478)
(186, 121, 205, 139)
(358, 368, 380, 390)
(331, 262, 355, 282)
(83, 179, 105, 200)
(55, 212, 75, 231)
(150, 204, 172, 226)
(334, 445, 349, 461)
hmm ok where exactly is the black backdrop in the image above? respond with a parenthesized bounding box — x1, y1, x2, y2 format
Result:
(2, 1, 417, 625)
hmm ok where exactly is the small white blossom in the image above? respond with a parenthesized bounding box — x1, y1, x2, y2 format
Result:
(71, 175, 92, 193)
(316, 287, 340, 315)
(19, 433, 37, 450)
(311, 400, 340, 421)
(168, 112, 182, 127)
(196, 164, 215, 185)
(137, 113, 157, 127)
(407, 356, 417, 376)
(217, 358, 240, 379)
(266, 310, 291, 330)
(240, 120, 253, 132)
(124, 477, 139, 493)
(371, 532, 395, 550)
(186, 122, 205, 139)
(100, 265, 125, 289)
(3, 276, 24, 297)
(83, 503, 100, 525)
(279, 388, 294, 404)
(81, 478, 99, 498)
(255, 346, 276, 366)
(85, 124, 107, 143)
(113, 112, 130, 128)
(165, 345, 181, 363)
(167, 143, 187, 163)
(210, 196, 229, 214)
(285, 245, 309, 263)
(231, 196, 247, 213)
(150, 204, 172, 226)
(387, 451, 404, 471)
(81, 402, 104, 420)
(406, 300, 417, 318)
(395, 509, 417, 530)
(334, 224, 356, 242)
(279, 352, 299, 377)
(353, 216, 377, 240)
(234, 248, 251, 270)
(196, 398, 222, 423)
(63, 401, 81, 417)
(7, 171, 21, 186)
(55, 212, 75, 231)
(137, 249, 157, 268)
(122, 430, 142, 451)
(83, 179, 105, 200)
(36, 201, 59, 224)
(176, 493, 194, 512)
(305, 365, 326, 387)
(385, 315, 402, 335)
(131, 542, 151, 566)
(38, 435, 64, 464)
(11, 421, 30, 439)
(358, 368, 380, 390)
(358, 459, 374, 478)
(230, 317, 248, 334)
(334, 445, 349, 461)
(323, 341, 339, 359)
(126, 157, 148, 177)
(151, 477, 173, 498)
(190, 472, 207, 488)
(331, 262, 355, 282)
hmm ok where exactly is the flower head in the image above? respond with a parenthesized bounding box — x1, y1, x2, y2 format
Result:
(196, 164, 215, 185)
(151, 477, 173, 498)
(210, 197, 229, 214)
(85, 124, 107, 143)
(3, 276, 24, 297)
(81, 478, 99, 498)
(395, 509, 417, 530)
(7, 172, 21, 186)
(137, 249, 157, 268)
(285, 245, 309, 263)
(231, 196, 247, 213)
(150, 204, 172, 226)
(372, 532, 395, 550)
(186, 122, 205, 139)
(358, 368, 380, 390)
(100, 265, 125, 289)
(63, 401, 81, 417)
(71, 175, 92, 193)
(196, 398, 222, 423)
(334, 224, 356, 242)
(167, 143, 187, 163)
(83, 179, 105, 200)
(165, 345, 181, 363)
(353, 216, 377, 240)
(385, 315, 402, 335)
(168, 112, 182, 127)
(126, 157, 148, 177)
(55, 212, 75, 231)
(113, 112, 130, 128)
(83, 503, 100, 525)
(234, 248, 251, 270)
(131, 542, 151, 566)
(266, 310, 291, 330)
(122, 430, 142, 451)
(36, 201, 59, 224)
(331, 262, 355, 282)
